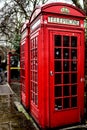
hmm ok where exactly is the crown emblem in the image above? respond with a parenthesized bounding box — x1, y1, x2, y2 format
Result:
(61, 7, 70, 14)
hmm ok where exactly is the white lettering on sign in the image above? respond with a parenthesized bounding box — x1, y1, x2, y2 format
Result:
(48, 17, 80, 26)
(31, 19, 40, 30)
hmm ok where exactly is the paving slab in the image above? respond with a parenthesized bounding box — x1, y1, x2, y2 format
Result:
(0, 83, 13, 95)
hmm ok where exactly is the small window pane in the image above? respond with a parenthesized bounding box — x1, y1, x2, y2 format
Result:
(35, 95, 38, 105)
(63, 86, 70, 96)
(71, 97, 77, 107)
(63, 98, 70, 108)
(55, 61, 62, 72)
(63, 74, 69, 84)
(63, 61, 69, 72)
(71, 85, 77, 95)
(55, 48, 61, 59)
(71, 61, 77, 71)
(55, 99, 62, 110)
(32, 93, 35, 102)
(63, 36, 69, 47)
(55, 86, 62, 97)
(35, 84, 38, 93)
(55, 35, 61, 46)
(71, 49, 77, 59)
(71, 73, 77, 83)
(71, 36, 77, 47)
(55, 74, 62, 84)
(63, 49, 69, 59)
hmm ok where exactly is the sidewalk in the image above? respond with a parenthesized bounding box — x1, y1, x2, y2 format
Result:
(0, 82, 38, 130)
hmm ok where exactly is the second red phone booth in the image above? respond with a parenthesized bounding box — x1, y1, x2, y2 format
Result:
(20, 21, 30, 109)
(21, 2, 86, 129)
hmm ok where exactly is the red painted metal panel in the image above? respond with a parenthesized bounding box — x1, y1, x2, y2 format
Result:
(20, 22, 30, 109)
(42, 3, 85, 17)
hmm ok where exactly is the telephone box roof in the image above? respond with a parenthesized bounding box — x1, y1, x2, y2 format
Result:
(29, 2, 85, 23)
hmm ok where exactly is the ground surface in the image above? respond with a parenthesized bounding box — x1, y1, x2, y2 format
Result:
(0, 82, 87, 130)
(0, 82, 38, 130)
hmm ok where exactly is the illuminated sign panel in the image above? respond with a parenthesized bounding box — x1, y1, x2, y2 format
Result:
(31, 19, 40, 30)
(48, 17, 80, 26)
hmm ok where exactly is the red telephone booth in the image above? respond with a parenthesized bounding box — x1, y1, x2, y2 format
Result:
(29, 2, 86, 128)
(20, 21, 30, 109)
(7, 52, 19, 84)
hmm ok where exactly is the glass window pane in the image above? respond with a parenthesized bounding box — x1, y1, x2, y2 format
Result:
(63, 61, 69, 72)
(63, 98, 70, 108)
(55, 35, 61, 46)
(71, 36, 77, 47)
(55, 48, 61, 59)
(55, 74, 62, 84)
(32, 93, 34, 102)
(63, 74, 69, 84)
(55, 86, 62, 97)
(63, 36, 69, 47)
(35, 95, 38, 105)
(71, 97, 77, 107)
(63, 49, 69, 59)
(71, 49, 77, 59)
(71, 73, 77, 83)
(71, 61, 77, 71)
(55, 61, 62, 72)
(55, 99, 62, 110)
(63, 86, 70, 96)
(71, 85, 77, 95)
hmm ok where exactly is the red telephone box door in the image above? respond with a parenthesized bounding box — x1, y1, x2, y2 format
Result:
(49, 30, 83, 127)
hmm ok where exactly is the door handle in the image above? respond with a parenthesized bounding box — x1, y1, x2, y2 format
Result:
(50, 71, 54, 76)
(80, 78, 85, 82)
